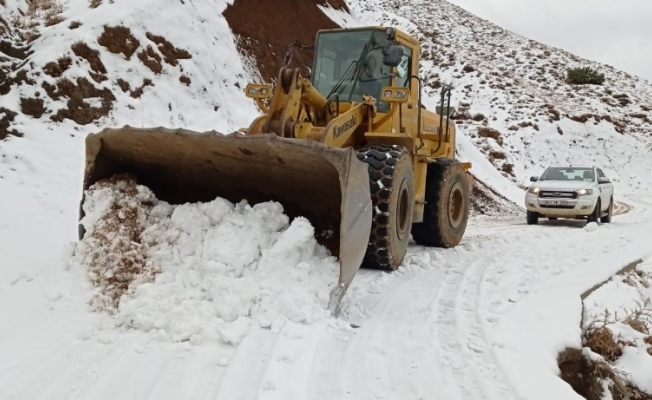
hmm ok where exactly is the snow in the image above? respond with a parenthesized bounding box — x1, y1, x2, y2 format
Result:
(1, 0, 652, 399)
(72, 175, 339, 345)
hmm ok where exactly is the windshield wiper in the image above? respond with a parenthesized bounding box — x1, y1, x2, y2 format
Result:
(327, 31, 377, 101)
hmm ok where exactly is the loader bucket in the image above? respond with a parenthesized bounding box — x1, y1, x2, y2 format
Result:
(79, 126, 372, 315)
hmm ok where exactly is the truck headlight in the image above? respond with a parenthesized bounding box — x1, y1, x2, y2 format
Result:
(528, 187, 541, 194)
(576, 189, 593, 196)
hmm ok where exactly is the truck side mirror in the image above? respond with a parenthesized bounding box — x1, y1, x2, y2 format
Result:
(530, 176, 538, 182)
(382, 44, 403, 67)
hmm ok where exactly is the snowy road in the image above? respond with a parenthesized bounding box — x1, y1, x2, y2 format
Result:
(1, 194, 650, 400)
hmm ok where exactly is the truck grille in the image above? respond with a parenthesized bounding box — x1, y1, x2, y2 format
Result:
(538, 190, 578, 199)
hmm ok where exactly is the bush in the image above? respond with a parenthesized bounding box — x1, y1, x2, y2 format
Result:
(567, 67, 605, 85)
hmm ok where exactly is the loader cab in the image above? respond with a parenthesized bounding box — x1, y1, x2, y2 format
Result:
(311, 27, 416, 113)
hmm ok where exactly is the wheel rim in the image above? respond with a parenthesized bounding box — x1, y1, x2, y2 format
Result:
(448, 182, 464, 228)
(396, 181, 410, 240)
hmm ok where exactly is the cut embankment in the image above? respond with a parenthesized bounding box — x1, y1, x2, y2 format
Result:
(558, 257, 652, 400)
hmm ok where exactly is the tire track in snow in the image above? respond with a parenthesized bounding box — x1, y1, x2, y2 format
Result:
(430, 259, 515, 400)
(307, 253, 515, 400)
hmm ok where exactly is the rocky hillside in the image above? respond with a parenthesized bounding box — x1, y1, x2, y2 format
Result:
(340, 0, 652, 195)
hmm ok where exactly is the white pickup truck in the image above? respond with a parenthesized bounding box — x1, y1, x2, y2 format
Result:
(524, 166, 614, 225)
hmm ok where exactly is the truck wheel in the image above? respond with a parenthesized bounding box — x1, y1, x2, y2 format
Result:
(527, 211, 539, 225)
(600, 198, 613, 223)
(411, 160, 469, 247)
(356, 144, 414, 270)
(588, 198, 601, 223)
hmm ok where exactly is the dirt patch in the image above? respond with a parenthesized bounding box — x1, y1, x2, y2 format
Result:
(469, 175, 520, 216)
(74, 174, 160, 311)
(144, 32, 191, 66)
(477, 126, 504, 145)
(43, 55, 72, 78)
(0, 69, 36, 96)
(20, 96, 45, 118)
(71, 41, 107, 75)
(0, 40, 31, 60)
(116, 78, 130, 92)
(317, 0, 349, 11)
(137, 45, 163, 74)
(98, 25, 141, 60)
(179, 75, 191, 86)
(223, 0, 342, 82)
(129, 78, 153, 99)
(44, 77, 115, 124)
(0, 107, 20, 140)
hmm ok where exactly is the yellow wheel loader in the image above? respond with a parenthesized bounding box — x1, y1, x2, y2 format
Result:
(79, 26, 472, 315)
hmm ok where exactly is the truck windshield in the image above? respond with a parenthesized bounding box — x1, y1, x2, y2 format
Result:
(540, 167, 595, 182)
(311, 29, 392, 112)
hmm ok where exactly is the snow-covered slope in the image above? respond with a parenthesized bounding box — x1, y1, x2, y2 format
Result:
(0, 0, 259, 284)
(340, 0, 652, 196)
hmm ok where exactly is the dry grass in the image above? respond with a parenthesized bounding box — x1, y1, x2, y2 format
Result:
(7, 0, 66, 43)
(558, 347, 652, 400)
(583, 316, 623, 362)
(622, 299, 652, 334)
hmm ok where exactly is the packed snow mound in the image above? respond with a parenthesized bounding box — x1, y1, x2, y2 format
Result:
(71, 175, 339, 345)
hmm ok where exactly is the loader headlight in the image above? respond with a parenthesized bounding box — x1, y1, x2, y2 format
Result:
(245, 83, 272, 99)
(528, 186, 541, 194)
(380, 86, 410, 103)
(576, 188, 593, 196)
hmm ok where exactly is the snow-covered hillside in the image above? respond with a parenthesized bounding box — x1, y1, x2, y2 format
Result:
(1, 0, 652, 399)
(0, 0, 260, 284)
(337, 0, 652, 196)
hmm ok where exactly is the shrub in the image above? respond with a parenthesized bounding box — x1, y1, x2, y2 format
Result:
(567, 67, 605, 85)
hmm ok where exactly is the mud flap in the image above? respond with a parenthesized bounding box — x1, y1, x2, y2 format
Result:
(80, 125, 372, 315)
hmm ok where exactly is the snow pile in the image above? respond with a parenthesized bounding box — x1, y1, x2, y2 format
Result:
(581, 258, 652, 396)
(71, 175, 339, 345)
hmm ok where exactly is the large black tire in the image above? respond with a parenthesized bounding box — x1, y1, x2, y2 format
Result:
(356, 144, 415, 270)
(601, 197, 613, 223)
(411, 160, 470, 247)
(527, 211, 539, 225)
